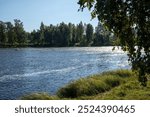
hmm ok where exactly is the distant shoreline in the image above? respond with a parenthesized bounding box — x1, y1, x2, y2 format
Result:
(0, 45, 116, 48)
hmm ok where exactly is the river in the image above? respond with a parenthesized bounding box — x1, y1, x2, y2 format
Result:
(0, 47, 130, 99)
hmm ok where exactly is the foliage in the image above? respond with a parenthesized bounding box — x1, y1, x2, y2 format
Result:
(93, 22, 112, 46)
(78, 0, 150, 86)
(0, 20, 113, 47)
(14, 19, 27, 46)
(0, 21, 7, 46)
(0, 20, 27, 47)
(86, 23, 94, 44)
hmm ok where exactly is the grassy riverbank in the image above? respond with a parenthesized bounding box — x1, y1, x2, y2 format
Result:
(21, 70, 150, 100)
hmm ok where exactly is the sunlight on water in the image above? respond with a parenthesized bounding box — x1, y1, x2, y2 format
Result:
(0, 47, 130, 99)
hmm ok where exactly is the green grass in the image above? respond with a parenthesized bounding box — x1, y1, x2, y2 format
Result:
(21, 69, 150, 100)
(21, 92, 59, 100)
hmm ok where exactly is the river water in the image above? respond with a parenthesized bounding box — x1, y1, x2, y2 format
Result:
(0, 47, 130, 99)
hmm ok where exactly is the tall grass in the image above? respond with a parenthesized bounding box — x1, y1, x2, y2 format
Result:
(21, 93, 58, 100)
(21, 70, 150, 100)
(57, 70, 131, 98)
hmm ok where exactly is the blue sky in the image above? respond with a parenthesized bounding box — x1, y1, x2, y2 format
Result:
(0, 0, 98, 32)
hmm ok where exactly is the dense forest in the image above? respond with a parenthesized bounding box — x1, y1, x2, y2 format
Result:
(0, 19, 115, 47)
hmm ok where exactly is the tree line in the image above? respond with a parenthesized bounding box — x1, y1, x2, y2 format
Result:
(0, 20, 114, 47)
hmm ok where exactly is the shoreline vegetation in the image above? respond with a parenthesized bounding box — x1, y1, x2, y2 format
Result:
(21, 70, 150, 100)
(0, 20, 115, 48)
